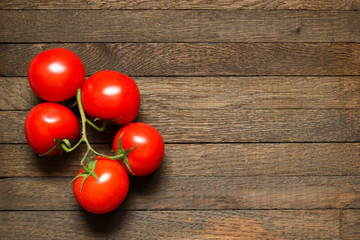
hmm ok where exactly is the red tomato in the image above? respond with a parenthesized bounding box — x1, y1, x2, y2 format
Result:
(24, 103, 80, 156)
(73, 157, 129, 214)
(112, 122, 164, 176)
(28, 48, 86, 102)
(81, 70, 140, 125)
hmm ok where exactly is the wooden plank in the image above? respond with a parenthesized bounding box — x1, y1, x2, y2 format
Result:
(1, 143, 359, 177)
(1, 109, 359, 143)
(1, 76, 360, 110)
(0, 176, 359, 210)
(1, 10, 359, 43)
(1, 43, 360, 77)
(1, 0, 359, 10)
(0, 77, 42, 110)
(0, 210, 340, 239)
(341, 209, 360, 240)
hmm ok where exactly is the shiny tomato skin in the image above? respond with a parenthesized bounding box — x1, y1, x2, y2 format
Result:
(112, 122, 164, 176)
(28, 48, 86, 102)
(24, 103, 80, 156)
(81, 70, 140, 125)
(73, 157, 129, 214)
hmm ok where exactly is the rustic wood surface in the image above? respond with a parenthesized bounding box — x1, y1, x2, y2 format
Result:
(0, 1, 359, 239)
(2, 43, 360, 76)
(0, 210, 341, 239)
(1, 143, 359, 177)
(1, 10, 360, 42)
(0, 0, 359, 10)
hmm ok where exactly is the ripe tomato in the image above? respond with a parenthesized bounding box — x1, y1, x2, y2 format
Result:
(73, 157, 129, 214)
(24, 103, 80, 156)
(112, 122, 164, 176)
(28, 48, 86, 102)
(81, 70, 140, 125)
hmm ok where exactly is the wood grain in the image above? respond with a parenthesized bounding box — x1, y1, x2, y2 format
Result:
(1, 10, 359, 43)
(341, 210, 360, 240)
(0, 176, 359, 210)
(0, 1, 358, 239)
(1, 143, 359, 177)
(0, 210, 340, 239)
(2, 43, 360, 77)
(1, 76, 360, 110)
(1, 0, 359, 10)
(2, 109, 360, 143)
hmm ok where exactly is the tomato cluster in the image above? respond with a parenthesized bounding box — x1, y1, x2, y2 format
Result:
(25, 48, 164, 214)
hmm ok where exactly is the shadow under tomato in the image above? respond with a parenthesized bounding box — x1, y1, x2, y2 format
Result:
(80, 152, 166, 233)
(118, 160, 165, 211)
(78, 172, 164, 234)
(81, 209, 129, 235)
(34, 149, 75, 176)
(86, 121, 121, 143)
(130, 167, 164, 194)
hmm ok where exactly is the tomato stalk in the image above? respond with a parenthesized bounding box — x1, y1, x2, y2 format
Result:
(40, 88, 136, 185)
(74, 88, 129, 165)
(69, 89, 136, 188)
(42, 89, 134, 164)
(86, 118, 108, 132)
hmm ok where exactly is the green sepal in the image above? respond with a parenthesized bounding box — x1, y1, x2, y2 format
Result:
(112, 115, 122, 122)
(72, 172, 87, 183)
(39, 138, 78, 157)
(124, 145, 137, 156)
(117, 131, 136, 158)
(80, 175, 90, 192)
(114, 131, 136, 174)
(86, 119, 108, 132)
(72, 155, 100, 193)
(123, 156, 135, 176)
(117, 131, 125, 152)
(39, 144, 58, 157)
(59, 139, 72, 149)
(64, 99, 78, 109)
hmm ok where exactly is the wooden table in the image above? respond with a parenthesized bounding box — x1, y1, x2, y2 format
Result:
(1, 1, 359, 239)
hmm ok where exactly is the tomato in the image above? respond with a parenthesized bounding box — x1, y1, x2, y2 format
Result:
(28, 48, 86, 102)
(24, 103, 80, 156)
(113, 122, 164, 176)
(73, 157, 129, 214)
(81, 70, 140, 125)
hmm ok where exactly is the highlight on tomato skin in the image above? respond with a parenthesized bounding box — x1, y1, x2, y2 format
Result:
(72, 157, 130, 214)
(112, 122, 165, 176)
(81, 70, 140, 125)
(24, 102, 80, 156)
(28, 48, 86, 102)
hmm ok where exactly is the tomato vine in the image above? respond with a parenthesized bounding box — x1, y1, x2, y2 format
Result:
(42, 89, 135, 175)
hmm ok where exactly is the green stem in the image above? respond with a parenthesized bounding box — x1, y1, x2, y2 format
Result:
(60, 139, 84, 153)
(80, 148, 90, 166)
(86, 119, 108, 132)
(76, 89, 88, 139)
(75, 89, 125, 162)
(39, 144, 58, 157)
(68, 89, 136, 187)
